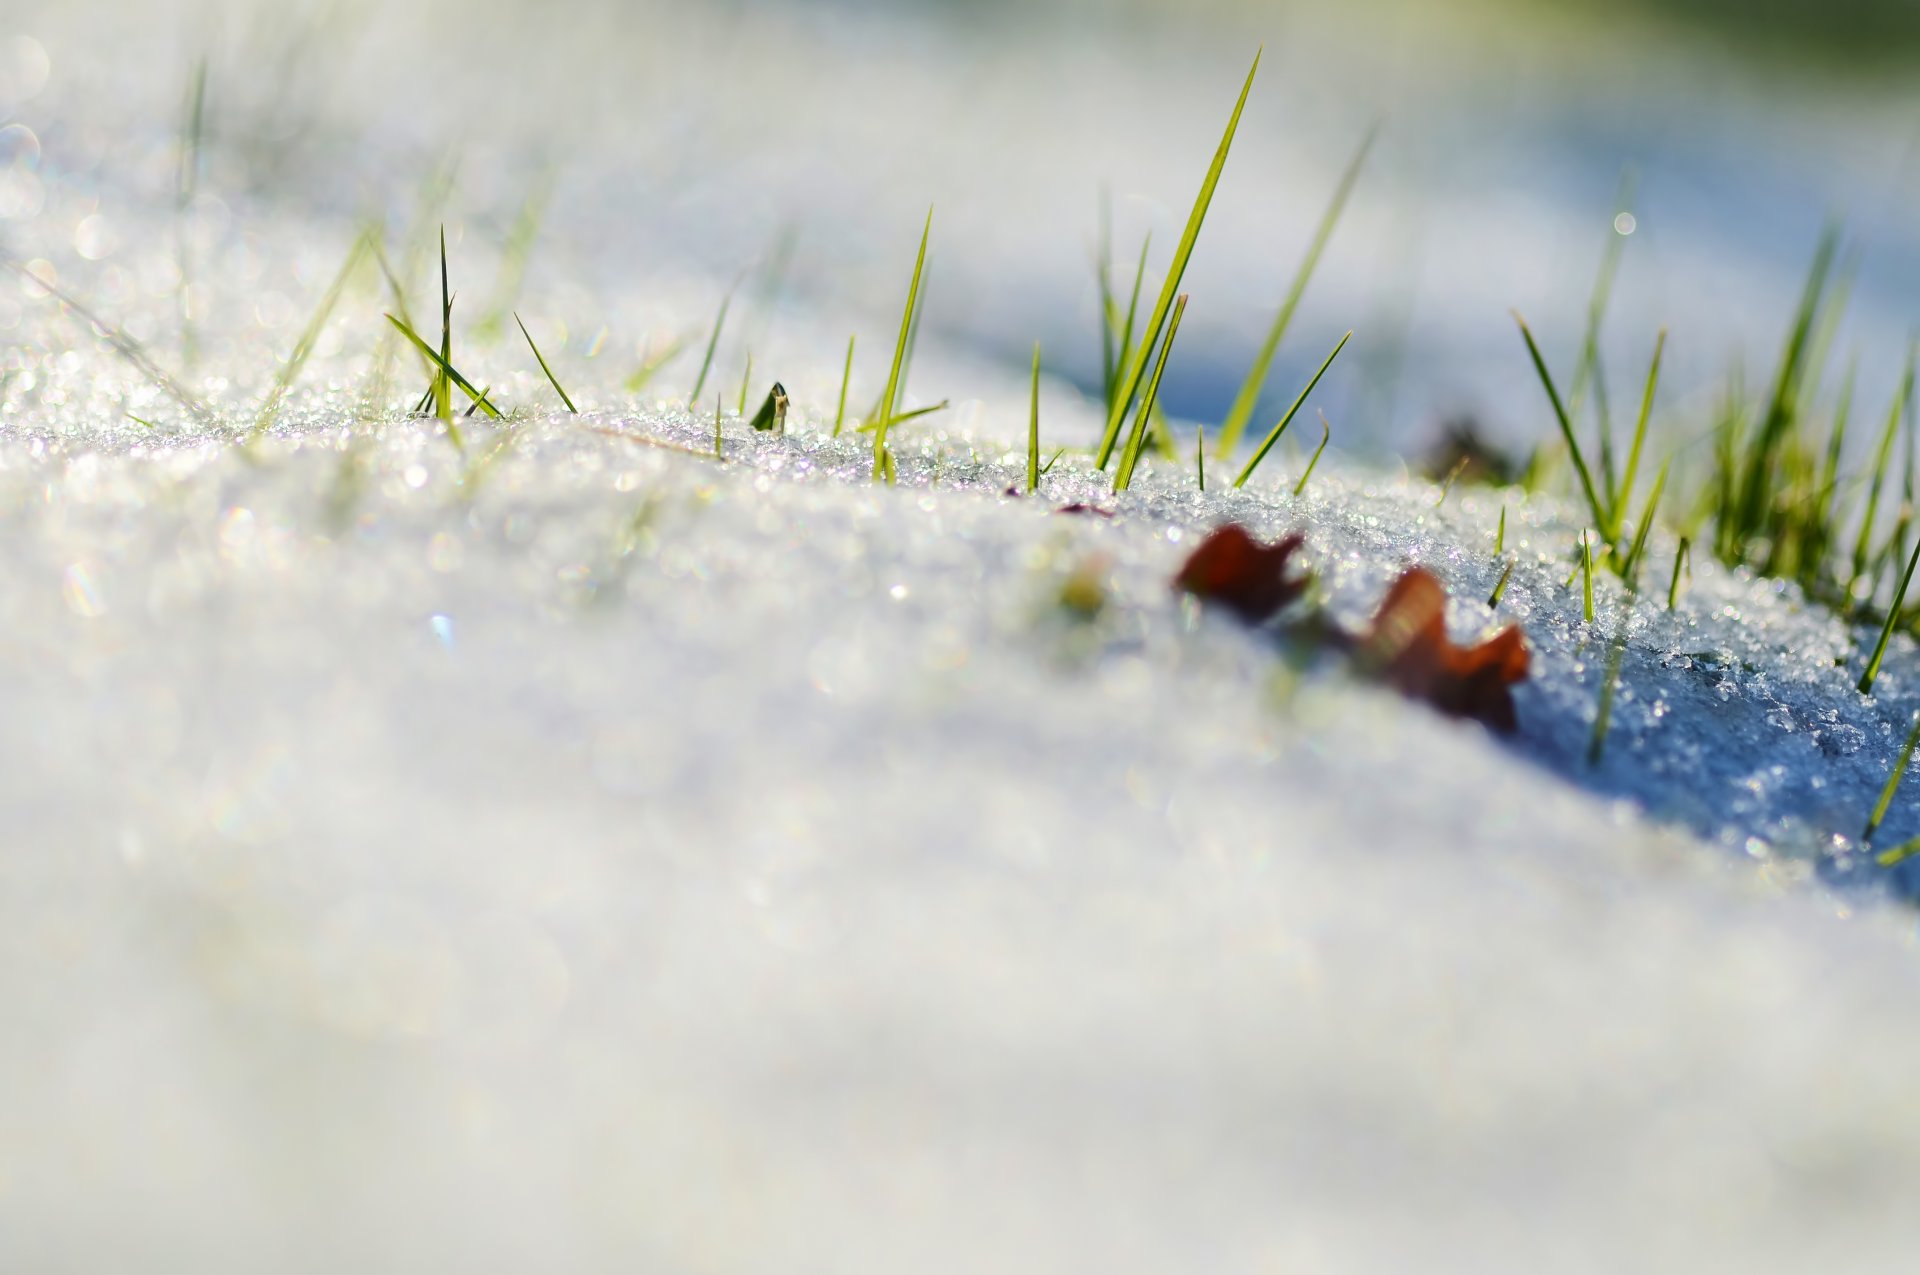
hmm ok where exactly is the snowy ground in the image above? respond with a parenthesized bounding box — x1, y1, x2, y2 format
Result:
(13, 0, 1920, 1270)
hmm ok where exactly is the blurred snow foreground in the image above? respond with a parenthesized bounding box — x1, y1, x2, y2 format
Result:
(14, 0, 1920, 1271)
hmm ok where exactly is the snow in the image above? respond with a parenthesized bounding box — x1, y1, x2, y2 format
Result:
(10, 0, 1920, 1269)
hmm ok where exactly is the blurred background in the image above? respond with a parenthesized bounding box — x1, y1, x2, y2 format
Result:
(8, 0, 1920, 459)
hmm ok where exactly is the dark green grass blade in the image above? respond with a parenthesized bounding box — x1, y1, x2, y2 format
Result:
(1733, 226, 1840, 546)
(1865, 712, 1920, 841)
(1293, 413, 1331, 497)
(871, 209, 933, 482)
(436, 228, 454, 422)
(1194, 423, 1206, 492)
(251, 231, 373, 438)
(1582, 529, 1596, 624)
(1116, 294, 1189, 491)
(1488, 559, 1516, 609)
(1515, 311, 1608, 534)
(1668, 537, 1691, 610)
(1858, 532, 1920, 695)
(1232, 330, 1351, 489)
(1097, 49, 1261, 468)
(386, 313, 501, 420)
(1611, 328, 1665, 545)
(515, 313, 578, 413)
(1216, 125, 1374, 458)
(1496, 506, 1506, 554)
(688, 289, 734, 410)
(1028, 341, 1042, 493)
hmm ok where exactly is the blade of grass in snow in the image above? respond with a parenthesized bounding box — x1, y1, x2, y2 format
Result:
(175, 57, 207, 368)
(476, 171, 552, 342)
(624, 336, 684, 395)
(1, 258, 210, 424)
(1294, 413, 1331, 497)
(1029, 342, 1042, 494)
(1434, 456, 1469, 508)
(1097, 49, 1261, 468)
(1850, 351, 1914, 604)
(1194, 423, 1206, 492)
(871, 209, 933, 483)
(1669, 537, 1691, 610)
(434, 228, 454, 422)
(1488, 559, 1516, 610)
(1110, 232, 1151, 417)
(1589, 621, 1630, 766)
(1858, 533, 1920, 695)
(1611, 329, 1665, 544)
(1215, 126, 1374, 458)
(1232, 330, 1351, 489)
(515, 313, 578, 413)
(737, 353, 753, 415)
(1582, 529, 1596, 624)
(1516, 311, 1608, 538)
(1116, 294, 1188, 491)
(833, 334, 857, 438)
(1621, 459, 1670, 592)
(1496, 506, 1507, 555)
(250, 231, 373, 440)
(1865, 712, 1920, 842)
(687, 288, 734, 411)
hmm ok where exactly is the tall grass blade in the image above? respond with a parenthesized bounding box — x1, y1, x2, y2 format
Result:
(385, 313, 500, 421)
(1850, 351, 1914, 604)
(1620, 459, 1670, 592)
(1216, 126, 1374, 457)
(1612, 328, 1665, 544)
(688, 288, 734, 410)
(871, 209, 933, 482)
(1097, 49, 1262, 468)
(1116, 294, 1189, 491)
(251, 231, 372, 439)
(1028, 341, 1042, 493)
(834, 333, 856, 438)
(1515, 311, 1607, 534)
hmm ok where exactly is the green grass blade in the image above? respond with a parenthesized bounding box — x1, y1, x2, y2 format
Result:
(1215, 125, 1374, 458)
(1515, 311, 1608, 534)
(1850, 350, 1914, 602)
(435, 228, 454, 422)
(1232, 330, 1351, 489)
(1865, 712, 1920, 841)
(1496, 505, 1506, 555)
(1582, 529, 1595, 624)
(737, 352, 753, 415)
(1112, 232, 1151, 415)
(251, 231, 372, 439)
(623, 336, 685, 395)
(1620, 459, 1670, 592)
(1668, 536, 1691, 610)
(1611, 328, 1665, 545)
(871, 209, 933, 482)
(1194, 422, 1206, 492)
(1293, 413, 1331, 497)
(1858, 532, 1920, 695)
(746, 381, 788, 433)
(1096, 189, 1116, 410)
(833, 334, 856, 437)
(1096, 48, 1262, 468)
(687, 289, 733, 410)
(515, 313, 578, 413)
(1028, 341, 1042, 493)
(1116, 294, 1189, 491)
(1488, 559, 1516, 609)
(1588, 620, 1630, 766)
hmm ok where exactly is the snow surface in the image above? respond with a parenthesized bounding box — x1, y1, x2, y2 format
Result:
(12, 0, 1920, 1270)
